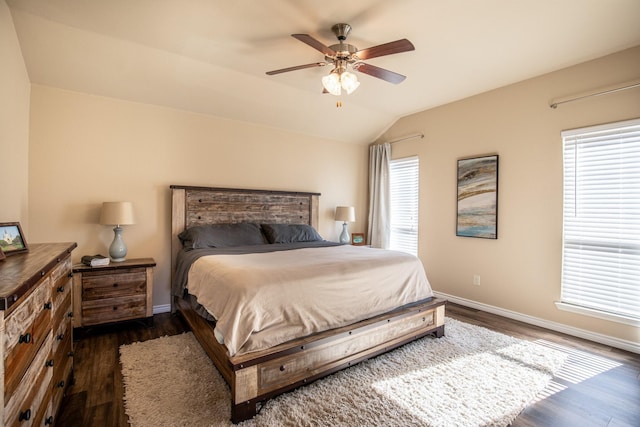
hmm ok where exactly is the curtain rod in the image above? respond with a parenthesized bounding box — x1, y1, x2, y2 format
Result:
(549, 78, 640, 109)
(387, 133, 425, 144)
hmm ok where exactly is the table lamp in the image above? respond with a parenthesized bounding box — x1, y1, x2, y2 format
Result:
(335, 206, 355, 244)
(100, 201, 135, 262)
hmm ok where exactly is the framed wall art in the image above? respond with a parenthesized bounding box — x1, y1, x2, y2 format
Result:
(0, 222, 29, 255)
(351, 233, 365, 246)
(456, 155, 498, 239)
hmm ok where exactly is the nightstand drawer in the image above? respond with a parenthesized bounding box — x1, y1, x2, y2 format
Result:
(81, 295, 147, 326)
(81, 268, 146, 300)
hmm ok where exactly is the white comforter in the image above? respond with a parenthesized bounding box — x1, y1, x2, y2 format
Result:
(186, 245, 433, 356)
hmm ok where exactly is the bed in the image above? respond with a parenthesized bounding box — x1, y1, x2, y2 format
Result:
(170, 185, 445, 423)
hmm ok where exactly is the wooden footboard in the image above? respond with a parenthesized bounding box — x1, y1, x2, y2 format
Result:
(176, 296, 446, 423)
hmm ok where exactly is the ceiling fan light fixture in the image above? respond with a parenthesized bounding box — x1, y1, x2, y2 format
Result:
(341, 71, 360, 94)
(266, 24, 414, 94)
(322, 71, 342, 96)
(321, 69, 360, 96)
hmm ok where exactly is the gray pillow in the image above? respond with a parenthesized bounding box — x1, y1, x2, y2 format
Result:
(261, 224, 323, 244)
(178, 223, 267, 249)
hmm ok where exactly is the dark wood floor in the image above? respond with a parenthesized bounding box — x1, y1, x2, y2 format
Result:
(57, 304, 640, 426)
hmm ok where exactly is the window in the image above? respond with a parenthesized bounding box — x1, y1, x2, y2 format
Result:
(389, 156, 419, 255)
(559, 118, 640, 325)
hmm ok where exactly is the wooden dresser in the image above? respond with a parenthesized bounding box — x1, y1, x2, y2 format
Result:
(0, 242, 76, 427)
(72, 258, 155, 328)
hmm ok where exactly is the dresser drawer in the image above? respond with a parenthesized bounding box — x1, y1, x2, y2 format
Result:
(51, 329, 73, 414)
(4, 332, 53, 427)
(81, 268, 146, 300)
(4, 279, 52, 400)
(51, 288, 72, 338)
(50, 257, 72, 284)
(51, 261, 72, 318)
(52, 307, 71, 357)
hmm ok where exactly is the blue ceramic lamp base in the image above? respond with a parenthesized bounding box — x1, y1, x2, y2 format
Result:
(339, 222, 350, 244)
(109, 225, 128, 262)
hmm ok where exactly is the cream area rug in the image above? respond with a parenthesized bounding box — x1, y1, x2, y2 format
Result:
(119, 318, 567, 427)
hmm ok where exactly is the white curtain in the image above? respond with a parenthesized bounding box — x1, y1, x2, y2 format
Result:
(367, 143, 391, 248)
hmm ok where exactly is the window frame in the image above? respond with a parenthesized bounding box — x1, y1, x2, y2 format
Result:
(389, 156, 419, 256)
(557, 118, 640, 326)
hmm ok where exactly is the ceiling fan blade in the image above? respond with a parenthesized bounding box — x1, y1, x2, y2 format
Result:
(266, 62, 326, 75)
(292, 34, 336, 56)
(353, 63, 406, 84)
(355, 39, 415, 60)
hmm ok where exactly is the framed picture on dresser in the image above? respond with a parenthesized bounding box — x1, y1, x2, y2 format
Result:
(351, 233, 365, 245)
(0, 222, 29, 255)
(0, 248, 5, 261)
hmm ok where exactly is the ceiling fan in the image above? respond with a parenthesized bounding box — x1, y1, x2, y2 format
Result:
(266, 23, 415, 96)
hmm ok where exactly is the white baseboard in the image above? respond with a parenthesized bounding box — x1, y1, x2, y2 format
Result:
(153, 304, 171, 315)
(434, 291, 640, 355)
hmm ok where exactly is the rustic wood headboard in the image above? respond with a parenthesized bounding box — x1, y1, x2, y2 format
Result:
(170, 185, 320, 289)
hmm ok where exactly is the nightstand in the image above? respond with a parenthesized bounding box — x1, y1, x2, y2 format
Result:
(72, 258, 155, 328)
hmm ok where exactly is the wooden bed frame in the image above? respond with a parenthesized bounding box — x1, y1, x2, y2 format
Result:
(170, 185, 446, 423)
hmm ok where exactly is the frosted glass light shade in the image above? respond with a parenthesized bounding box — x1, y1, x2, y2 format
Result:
(335, 206, 355, 222)
(341, 72, 360, 94)
(321, 70, 360, 96)
(322, 72, 342, 96)
(100, 202, 135, 226)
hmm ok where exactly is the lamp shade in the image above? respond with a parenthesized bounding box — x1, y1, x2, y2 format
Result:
(335, 206, 355, 222)
(100, 202, 135, 226)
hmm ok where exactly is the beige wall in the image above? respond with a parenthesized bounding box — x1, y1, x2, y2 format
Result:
(381, 46, 640, 345)
(8, 0, 638, 347)
(28, 85, 368, 308)
(0, 0, 30, 225)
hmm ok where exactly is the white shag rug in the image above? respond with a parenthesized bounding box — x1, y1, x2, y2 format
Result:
(119, 318, 567, 427)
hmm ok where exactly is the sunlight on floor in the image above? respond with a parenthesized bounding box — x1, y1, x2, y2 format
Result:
(371, 340, 566, 426)
(530, 339, 622, 403)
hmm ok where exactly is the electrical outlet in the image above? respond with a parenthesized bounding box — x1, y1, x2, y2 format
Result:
(473, 275, 481, 286)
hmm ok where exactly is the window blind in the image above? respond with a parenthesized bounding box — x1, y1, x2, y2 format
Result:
(390, 156, 419, 256)
(561, 118, 640, 322)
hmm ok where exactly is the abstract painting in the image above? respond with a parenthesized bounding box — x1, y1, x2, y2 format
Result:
(456, 155, 498, 239)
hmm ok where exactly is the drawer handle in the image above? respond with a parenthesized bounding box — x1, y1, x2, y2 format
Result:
(68, 312, 74, 318)
(57, 286, 65, 293)
(279, 365, 285, 372)
(68, 272, 74, 278)
(45, 416, 54, 425)
(113, 306, 118, 311)
(45, 359, 54, 367)
(19, 408, 31, 421)
(57, 333, 65, 341)
(19, 333, 31, 344)
(68, 351, 75, 357)
(113, 283, 119, 287)
(57, 380, 65, 388)
(44, 302, 53, 310)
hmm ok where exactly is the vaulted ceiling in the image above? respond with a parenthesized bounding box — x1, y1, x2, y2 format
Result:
(7, 0, 640, 144)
